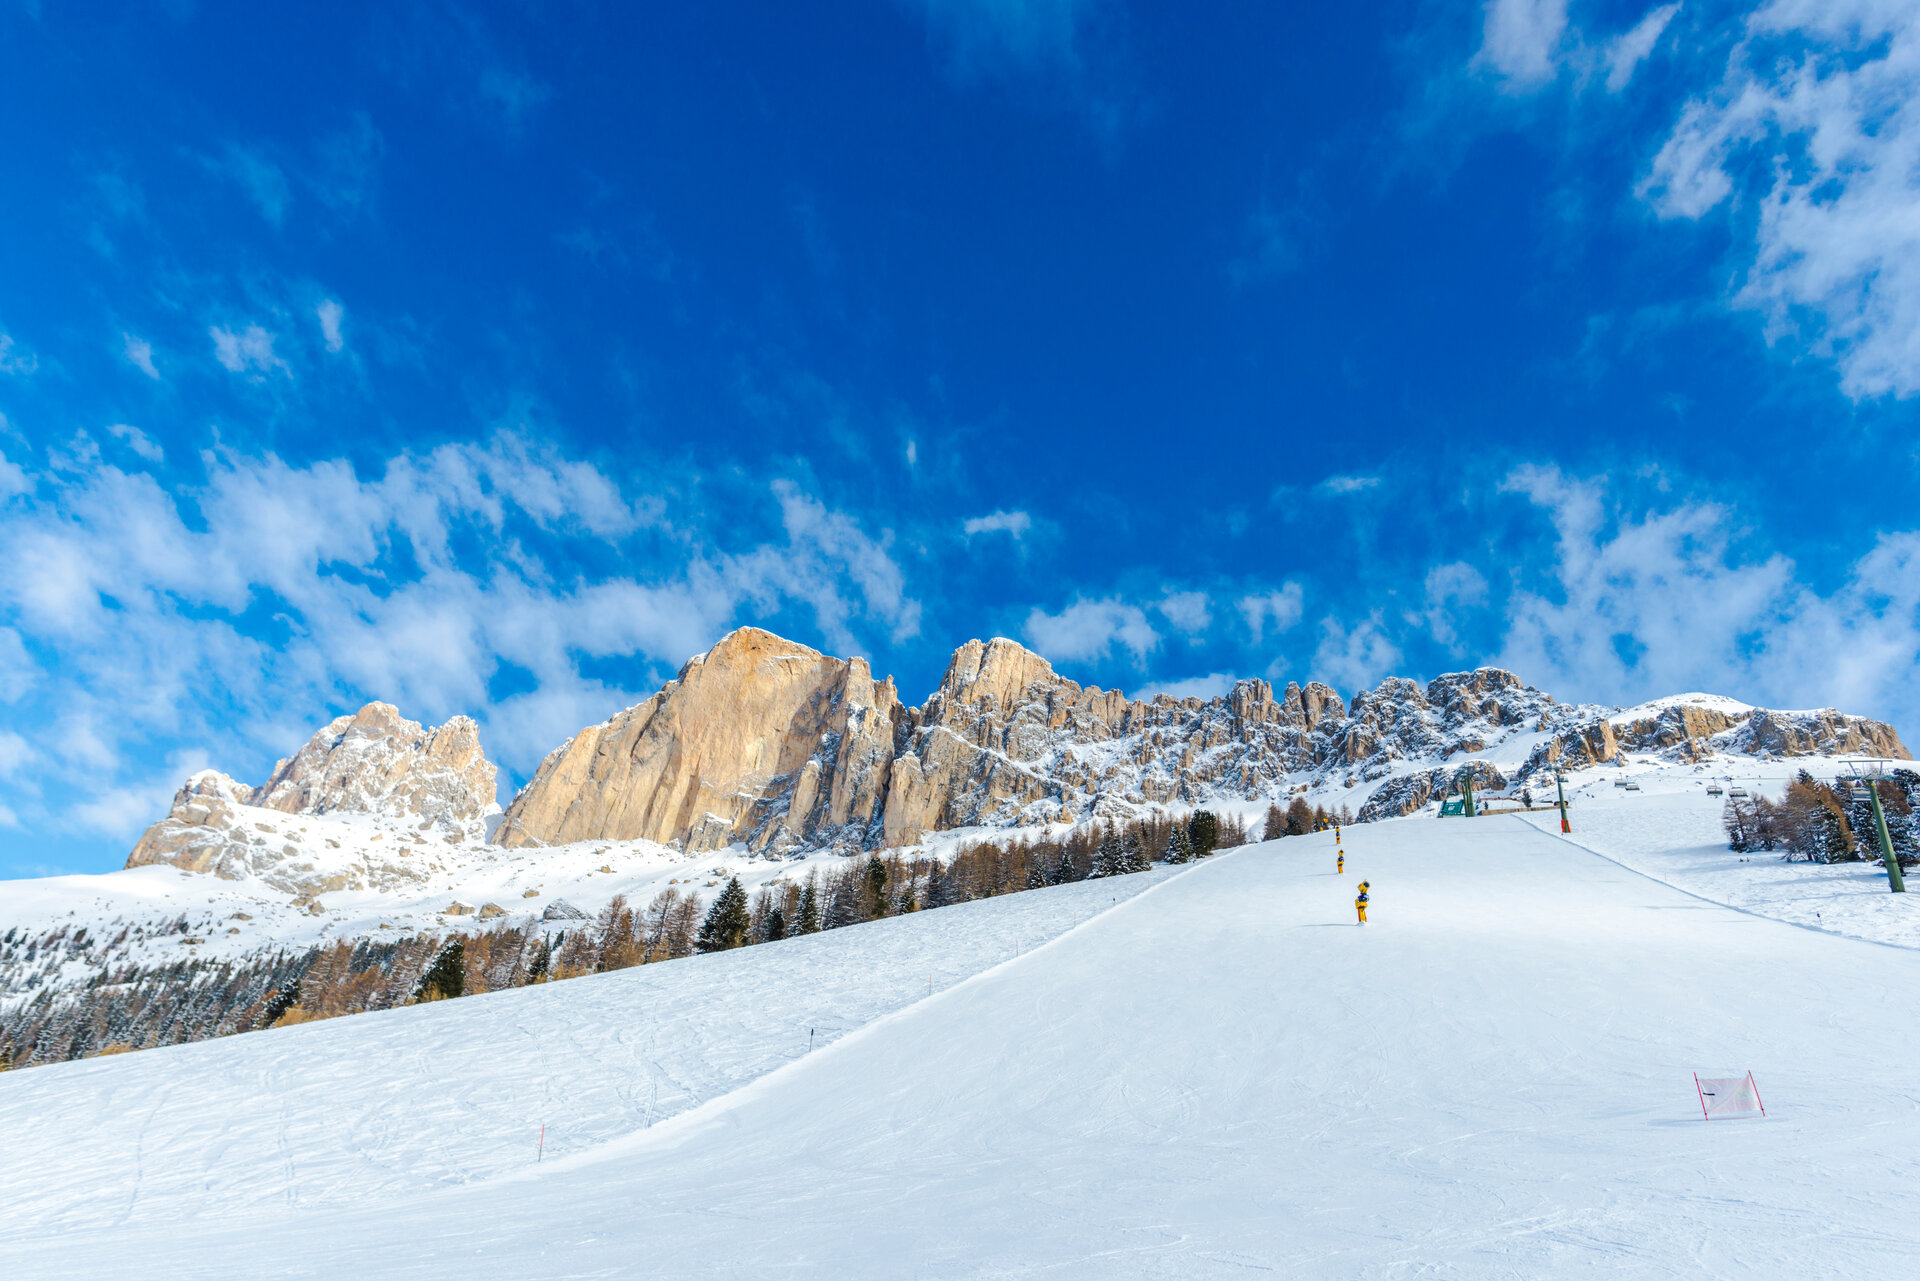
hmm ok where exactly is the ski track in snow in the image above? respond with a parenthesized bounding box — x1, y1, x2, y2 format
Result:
(0, 870, 1174, 1243)
(6, 801, 1920, 1276)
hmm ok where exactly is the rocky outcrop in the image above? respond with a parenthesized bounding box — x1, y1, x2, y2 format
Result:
(124, 705, 501, 894)
(1723, 708, 1909, 760)
(494, 628, 905, 854)
(253, 703, 497, 824)
(1355, 761, 1508, 823)
(877, 643, 1375, 844)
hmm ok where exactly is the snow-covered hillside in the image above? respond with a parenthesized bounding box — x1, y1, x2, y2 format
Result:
(6, 811, 1919, 1277)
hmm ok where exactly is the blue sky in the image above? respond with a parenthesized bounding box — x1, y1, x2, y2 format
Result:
(4, 0, 1919, 875)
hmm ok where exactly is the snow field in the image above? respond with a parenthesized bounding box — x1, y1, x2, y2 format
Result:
(1532, 762, 1920, 949)
(0, 866, 1178, 1241)
(8, 816, 1920, 1277)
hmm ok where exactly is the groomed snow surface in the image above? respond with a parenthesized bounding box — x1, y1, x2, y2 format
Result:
(7, 812, 1920, 1277)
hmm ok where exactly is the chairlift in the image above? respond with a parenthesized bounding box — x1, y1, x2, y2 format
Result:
(1613, 778, 1629, 788)
(1624, 781, 1642, 792)
(1728, 787, 1748, 799)
(1706, 783, 1723, 796)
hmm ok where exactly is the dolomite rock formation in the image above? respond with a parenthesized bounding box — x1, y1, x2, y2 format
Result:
(124, 705, 501, 894)
(876, 638, 1352, 846)
(120, 632, 1916, 885)
(253, 703, 497, 824)
(498, 628, 1913, 847)
(494, 628, 905, 853)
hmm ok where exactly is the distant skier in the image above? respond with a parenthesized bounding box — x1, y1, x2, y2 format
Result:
(1355, 881, 1369, 925)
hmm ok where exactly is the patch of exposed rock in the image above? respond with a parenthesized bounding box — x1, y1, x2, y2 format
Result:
(495, 628, 906, 854)
(124, 705, 501, 894)
(254, 702, 497, 824)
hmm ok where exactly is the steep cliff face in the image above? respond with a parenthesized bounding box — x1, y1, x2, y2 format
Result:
(495, 631, 1912, 847)
(122, 631, 1914, 881)
(493, 628, 905, 853)
(875, 639, 1357, 845)
(123, 706, 500, 894)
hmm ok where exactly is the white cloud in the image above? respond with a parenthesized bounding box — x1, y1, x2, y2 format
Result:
(107, 424, 164, 464)
(1605, 3, 1679, 93)
(730, 481, 923, 649)
(1133, 672, 1237, 702)
(1023, 597, 1159, 664)
(1156, 590, 1212, 635)
(1421, 561, 1490, 652)
(1316, 474, 1380, 495)
(0, 438, 924, 839)
(0, 333, 38, 376)
(1239, 584, 1304, 645)
(1474, 0, 1570, 90)
(123, 333, 160, 379)
(210, 325, 291, 378)
(1495, 465, 1920, 727)
(1313, 613, 1404, 693)
(316, 299, 345, 353)
(963, 509, 1031, 539)
(1474, 1, 1677, 96)
(1642, 0, 1920, 398)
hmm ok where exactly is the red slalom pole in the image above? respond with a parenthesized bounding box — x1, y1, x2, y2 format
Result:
(538, 1123, 546, 1161)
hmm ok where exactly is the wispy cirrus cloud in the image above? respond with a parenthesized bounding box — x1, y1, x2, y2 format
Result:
(316, 299, 346, 353)
(1472, 0, 1678, 96)
(1239, 585, 1304, 645)
(1642, 0, 1920, 399)
(0, 333, 39, 376)
(1315, 473, 1380, 496)
(210, 324, 290, 378)
(122, 333, 160, 379)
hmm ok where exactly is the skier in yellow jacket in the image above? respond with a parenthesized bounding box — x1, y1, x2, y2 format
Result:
(1355, 881, 1369, 924)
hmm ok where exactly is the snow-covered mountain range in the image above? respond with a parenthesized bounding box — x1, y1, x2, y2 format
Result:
(1, 625, 1907, 1007)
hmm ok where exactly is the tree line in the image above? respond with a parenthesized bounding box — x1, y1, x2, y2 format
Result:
(1722, 770, 1920, 865)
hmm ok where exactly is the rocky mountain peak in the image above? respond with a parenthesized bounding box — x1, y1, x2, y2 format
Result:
(253, 702, 498, 824)
(934, 636, 1058, 709)
(493, 629, 905, 854)
(124, 705, 501, 892)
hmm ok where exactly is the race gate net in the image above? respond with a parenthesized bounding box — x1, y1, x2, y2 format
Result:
(1693, 1071, 1765, 1120)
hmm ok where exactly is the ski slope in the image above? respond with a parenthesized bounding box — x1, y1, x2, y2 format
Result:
(7, 817, 1920, 1278)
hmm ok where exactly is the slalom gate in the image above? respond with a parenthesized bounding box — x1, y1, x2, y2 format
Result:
(1693, 1071, 1765, 1120)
